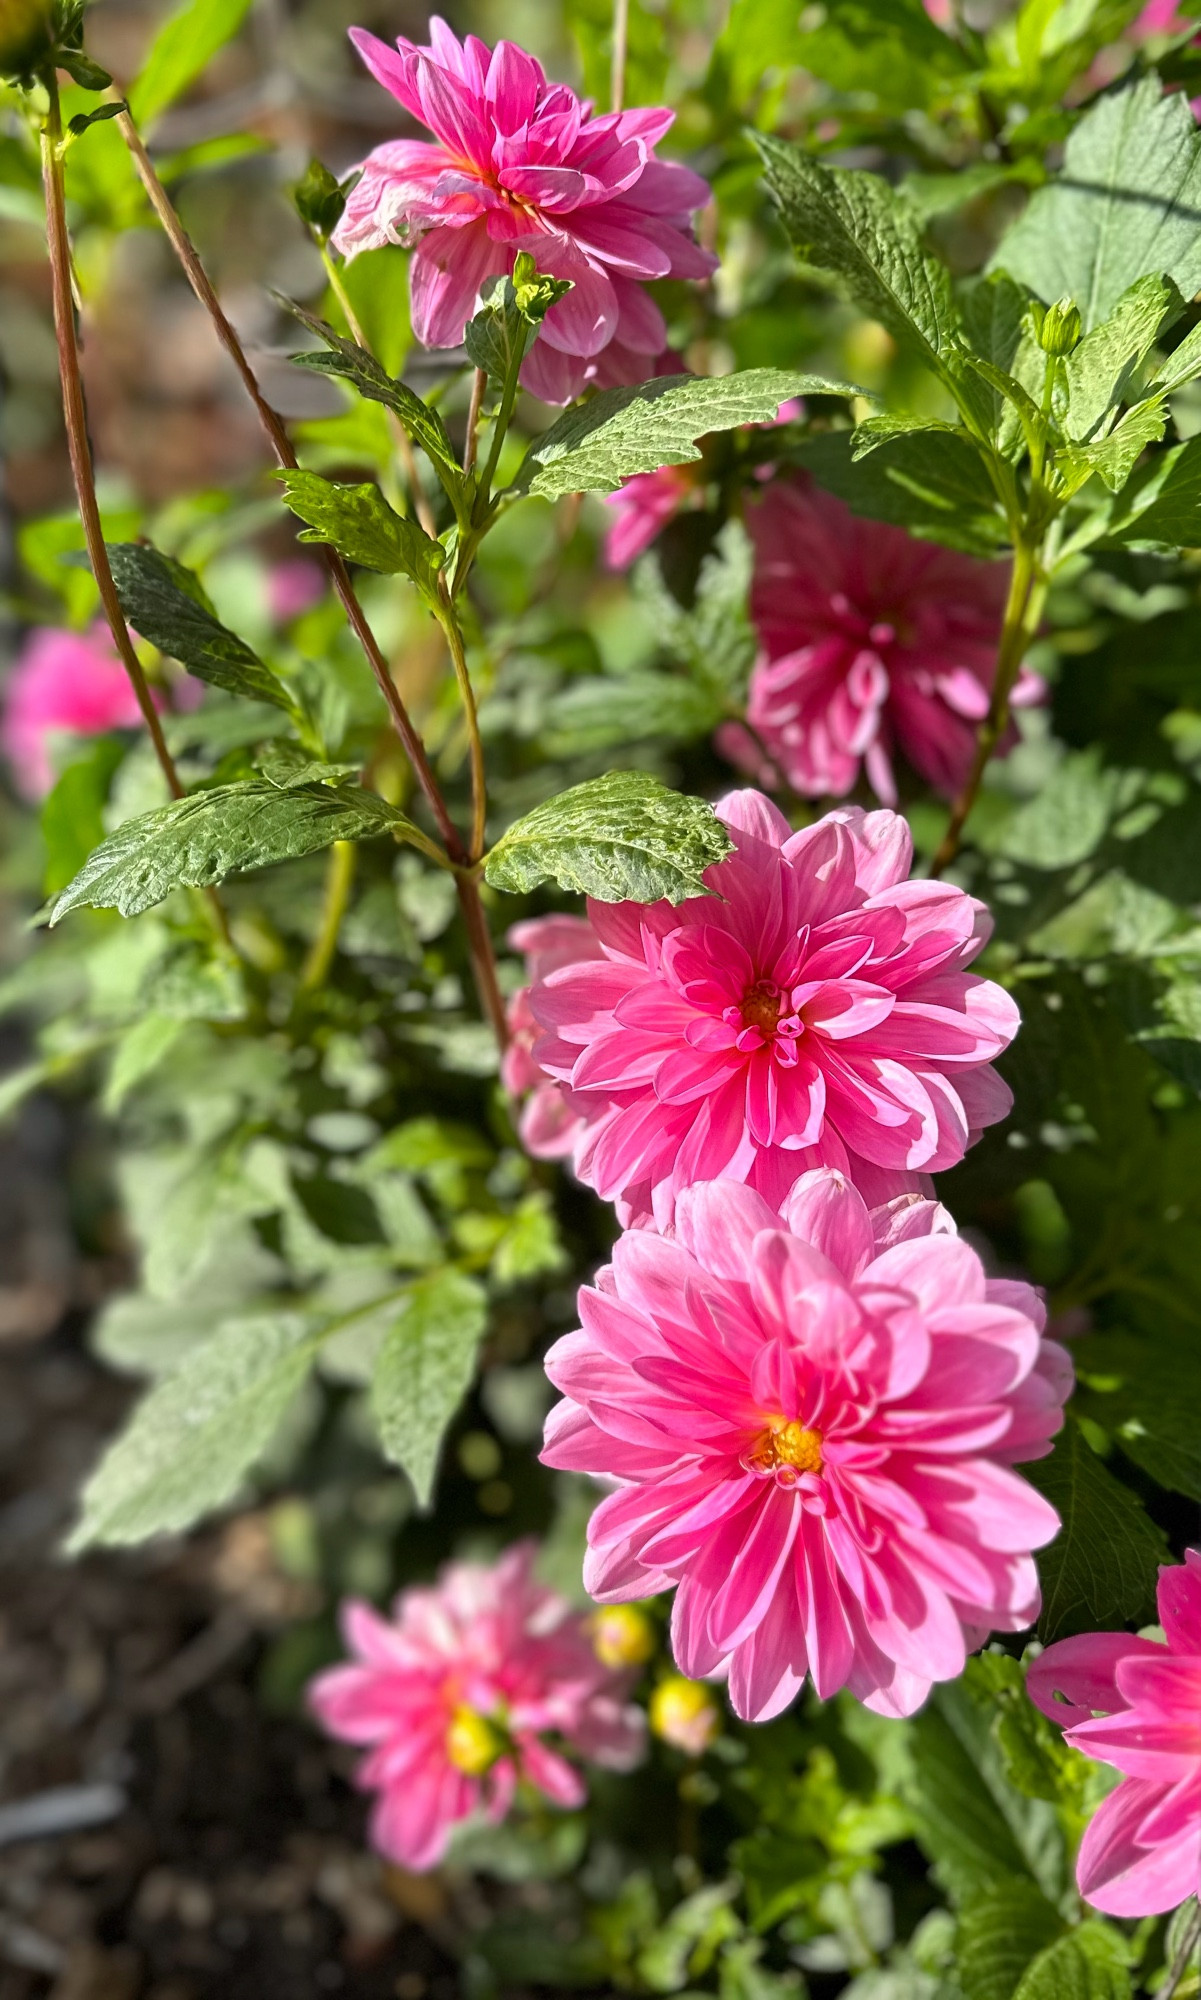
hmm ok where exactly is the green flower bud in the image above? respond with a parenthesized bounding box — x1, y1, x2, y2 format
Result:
(0, 0, 54, 78)
(1031, 296, 1082, 358)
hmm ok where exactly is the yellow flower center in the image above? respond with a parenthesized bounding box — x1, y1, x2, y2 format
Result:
(591, 1604, 657, 1670)
(445, 1704, 503, 1776)
(741, 980, 782, 1037)
(745, 1417, 823, 1480)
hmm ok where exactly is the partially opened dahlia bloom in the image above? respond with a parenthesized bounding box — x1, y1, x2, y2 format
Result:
(3, 624, 151, 799)
(520, 789, 1019, 1228)
(308, 1542, 645, 1870)
(333, 20, 715, 404)
(543, 1172, 1069, 1721)
(719, 479, 1043, 806)
(1028, 1550, 1201, 1916)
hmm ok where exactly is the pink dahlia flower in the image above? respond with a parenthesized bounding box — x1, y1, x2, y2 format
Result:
(333, 20, 715, 405)
(542, 1170, 1069, 1721)
(1028, 1550, 1201, 1916)
(604, 462, 703, 570)
(503, 915, 606, 1159)
(719, 479, 1044, 806)
(266, 558, 324, 624)
(308, 1541, 645, 1871)
(2, 623, 151, 800)
(523, 789, 1019, 1228)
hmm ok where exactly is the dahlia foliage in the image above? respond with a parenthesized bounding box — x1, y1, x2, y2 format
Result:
(15, 0, 1201, 1974)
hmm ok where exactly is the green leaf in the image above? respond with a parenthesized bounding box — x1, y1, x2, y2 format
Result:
(1104, 432, 1201, 543)
(904, 1698, 1053, 1904)
(546, 671, 723, 754)
(1026, 1420, 1167, 1640)
(66, 100, 128, 138)
(516, 369, 855, 499)
(67, 1312, 321, 1549)
(484, 771, 732, 905)
(956, 1881, 1064, 2000)
(293, 157, 346, 237)
(1056, 396, 1168, 494)
(102, 1012, 188, 1113)
(40, 736, 125, 895)
(369, 1269, 488, 1507)
(793, 429, 1008, 555)
(106, 542, 294, 711)
(1012, 1924, 1133, 2000)
(465, 262, 573, 382)
(128, 0, 254, 128)
(1063, 273, 1180, 439)
(757, 134, 961, 379)
(993, 72, 1201, 330)
(47, 780, 420, 922)
(791, 0, 975, 114)
(281, 300, 459, 476)
(850, 412, 968, 460)
(275, 471, 445, 597)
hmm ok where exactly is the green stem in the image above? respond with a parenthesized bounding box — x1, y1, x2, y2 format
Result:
(437, 592, 488, 862)
(476, 354, 524, 523)
(929, 535, 1046, 877)
(300, 839, 356, 992)
(1156, 1902, 1201, 2000)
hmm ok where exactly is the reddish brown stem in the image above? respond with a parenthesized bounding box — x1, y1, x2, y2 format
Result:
(456, 874, 508, 1051)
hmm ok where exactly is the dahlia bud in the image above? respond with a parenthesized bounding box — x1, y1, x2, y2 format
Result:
(649, 1675, 721, 1755)
(0, 0, 53, 77)
(445, 1704, 504, 1776)
(591, 1604, 656, 1670)
(1031, 296, 1082, 357)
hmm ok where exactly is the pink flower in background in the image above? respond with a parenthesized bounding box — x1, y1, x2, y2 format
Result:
(2, 624, 151, 799)
(308, 1542, 645, 1871)
(267, 559, 325, 624)
(503, 916, 606, 1159)
(604, 463, 703, 569)
(334, 19, 715, 405)
(523, 789, 1019, 1228)
(719, 479, 1043, 806)
(1029, 1550, 1201, 1916)
(543, 1171, 1068, 1721)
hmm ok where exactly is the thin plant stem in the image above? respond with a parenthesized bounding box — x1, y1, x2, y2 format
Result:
(437, 592, 487, 863)
(611, 0, 630, 112)
(300, 838, 356, 991)
(112, 105, 460, 859)
(1156, 1901, 1201, 2000)
(318, 244, 438, 539)
(41, 85, 182, 804)
(929, 538, 1045, 878)
(464, 367, 487, 473)
(111, 104, 510, 1052)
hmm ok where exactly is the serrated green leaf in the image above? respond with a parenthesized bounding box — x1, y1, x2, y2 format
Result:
(516, 369, 854, 499)
(850, 413, 967, 460)
(546, 671, 723, 754)
(1057, 395, 1168, 494)
(1026, 1420, 1167, 1640)
(484, 772, 732, 905)
(281, 300, 458, 475)
(1012, 1923, 1132, 2000)
(994, 72, 1201, 330)
(275, 470, 445, 596)
(1104, 432, 1201, 543)
(791, 0, 974, 114)
(757, 134, 961, 379)
(106, 542, 294, 711)
(67, 1312, 321, 1549)
(793, 429, 1008, 554)
(47, 780, 419, 922)
(956, 1881, 1064, 2000)
(128, 0, 254, 128)
(1063, 274, 1180, 439)
(369, 1268, 487, 1507)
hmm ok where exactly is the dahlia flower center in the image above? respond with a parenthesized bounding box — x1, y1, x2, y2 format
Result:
(446, 1703, 503, 1776)
(743, 1417, 823, 1485)
(740, 981, 784, 1037)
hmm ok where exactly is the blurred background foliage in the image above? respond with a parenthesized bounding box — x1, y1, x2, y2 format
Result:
(5, 0, 1201, 1994)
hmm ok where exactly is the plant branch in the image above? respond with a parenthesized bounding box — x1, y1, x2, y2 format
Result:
(611, 0, 631, 112)
(455, 872, 508, 1051)
(318, 244, 439, 539)
(436, 591, 487, 863)
(1157, 1901, 1201, 2000)
(112, 104, 461, 860)
(929, 538, 1044, 878)
(41, 83, 182, 806)
(299, 839, 356, 991)
(464, 366, 487, 474)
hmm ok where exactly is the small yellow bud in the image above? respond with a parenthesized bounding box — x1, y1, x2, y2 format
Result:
(1030, 297, 1082, 358)
(445, 1704, 504, 1776)
(649, 1675, 721, 1756)
(591, 1604, 657, 1670)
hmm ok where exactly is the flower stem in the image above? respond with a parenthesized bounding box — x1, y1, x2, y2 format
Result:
(111, 104, 460, 859)
(299, 838, 356, 992)
(436, 591, 487, 863)
(464, 367, 487, 474)
(40, 82, 182, 805)
(929, 536, 1045, 878)
(1156, 1901, 1201, 2000)
(318, 243, 438, 539)
(455, 870, 508, 1050)
(611, 0, 630, 111)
